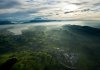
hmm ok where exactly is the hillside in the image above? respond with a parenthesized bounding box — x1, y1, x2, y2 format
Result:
(0, 25, 100, 70)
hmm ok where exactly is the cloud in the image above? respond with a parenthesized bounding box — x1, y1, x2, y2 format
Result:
(0, 0, 21, 9)
(0, 0, 100, 21)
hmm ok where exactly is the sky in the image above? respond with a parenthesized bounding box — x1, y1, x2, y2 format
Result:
(0, 0, 100, 21)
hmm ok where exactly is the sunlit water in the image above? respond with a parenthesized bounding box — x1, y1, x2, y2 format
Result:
(0, 21, 100, 35)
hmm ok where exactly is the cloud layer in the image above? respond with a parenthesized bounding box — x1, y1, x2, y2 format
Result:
(0, 0, 100, 21)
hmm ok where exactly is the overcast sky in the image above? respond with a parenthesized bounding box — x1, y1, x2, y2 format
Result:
(0, 0, 100, 21)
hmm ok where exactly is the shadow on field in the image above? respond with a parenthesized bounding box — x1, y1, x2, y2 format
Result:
(0, 58, 17, 70)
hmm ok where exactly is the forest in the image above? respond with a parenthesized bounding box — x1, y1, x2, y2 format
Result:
(0, 25, 100, 70)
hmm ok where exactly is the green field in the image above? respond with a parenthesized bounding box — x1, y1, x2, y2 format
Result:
(0, 25, 100, 70)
